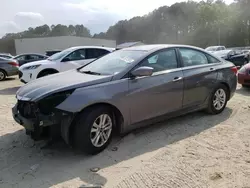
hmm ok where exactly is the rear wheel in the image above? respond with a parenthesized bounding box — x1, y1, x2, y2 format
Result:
(73, 106, 114, 155)
(0, 70, 6, 81)
(206, 84, 228, 114)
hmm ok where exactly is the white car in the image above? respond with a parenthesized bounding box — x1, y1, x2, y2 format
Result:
(18, 46, 115, 83)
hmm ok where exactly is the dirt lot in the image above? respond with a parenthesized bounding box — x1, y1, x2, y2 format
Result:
(0, 76, 250, 188)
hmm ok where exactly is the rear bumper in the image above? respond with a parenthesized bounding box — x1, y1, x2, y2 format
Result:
(238, 73, 250, 85)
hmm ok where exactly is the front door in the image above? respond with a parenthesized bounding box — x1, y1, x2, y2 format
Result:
(60, 48, 89, 71)
(177, 47, 219, 108)
(128, 48, 184, 124)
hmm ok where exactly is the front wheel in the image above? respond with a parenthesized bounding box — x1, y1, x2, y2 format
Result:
(73, 106, 114, 155)
(206, 84, 228, 115)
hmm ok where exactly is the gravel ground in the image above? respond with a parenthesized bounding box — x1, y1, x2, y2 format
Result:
(0, 76, 250, 188)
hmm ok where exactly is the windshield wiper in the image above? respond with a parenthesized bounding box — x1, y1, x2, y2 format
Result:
(81, 70, 101, 75)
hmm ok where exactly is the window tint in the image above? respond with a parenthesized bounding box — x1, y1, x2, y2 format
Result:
(64, 49, 86, 61)
(206, 54, 220, 64)
(38, 55, 46, 59)
(0, 55, 10, 59)
(87, 49, 110, 59)
(16, 55, 25, 61)
(179, 48, 208, 67)
(140, 49, 178, 73)
(29, 55, 40, 60)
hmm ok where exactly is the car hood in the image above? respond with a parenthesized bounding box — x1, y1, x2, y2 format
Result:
(19, 59, 53, 69)
(16, 69, 113, 102)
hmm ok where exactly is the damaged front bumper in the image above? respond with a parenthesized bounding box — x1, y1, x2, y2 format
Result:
(12, 102, 74, 142)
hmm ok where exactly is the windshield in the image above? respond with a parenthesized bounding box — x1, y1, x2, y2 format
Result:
(79, 50, 146, 75)
(48, 48, 74, 61)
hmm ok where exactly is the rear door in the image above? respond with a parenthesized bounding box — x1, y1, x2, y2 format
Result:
(128, 48, 184, 124)
(177, 47, 219, 108)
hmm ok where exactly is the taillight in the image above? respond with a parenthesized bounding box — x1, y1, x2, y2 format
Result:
(8, 62, 19, 67)
(231, 66, 238, 75)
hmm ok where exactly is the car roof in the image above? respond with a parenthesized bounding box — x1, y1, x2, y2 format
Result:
(122, 44, 205, 52)
(207, 46, 225, 48)
(15, 53, 47, 57)
(67, 46, 115, 51)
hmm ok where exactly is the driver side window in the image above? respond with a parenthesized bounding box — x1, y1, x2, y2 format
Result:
(16, 55, 25, 61)
(63, 49, 86, 61)
(140, 49, 178, 73)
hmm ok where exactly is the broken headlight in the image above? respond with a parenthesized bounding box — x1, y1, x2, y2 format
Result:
(38, 89, 75, 115)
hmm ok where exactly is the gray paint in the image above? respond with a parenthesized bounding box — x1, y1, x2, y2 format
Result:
(0, 58, 18, 76)
(117, 41, 144, 49)
(15, 36, 116, 55)
(16, 44, 237, 135)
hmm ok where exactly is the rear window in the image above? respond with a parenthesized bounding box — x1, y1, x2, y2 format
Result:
(206, 54, 221, 64)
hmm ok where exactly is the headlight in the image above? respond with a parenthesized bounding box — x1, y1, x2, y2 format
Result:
(24, 64, 41, 70)
(38, 89, 75, 114)
(239, 66, 246, 74)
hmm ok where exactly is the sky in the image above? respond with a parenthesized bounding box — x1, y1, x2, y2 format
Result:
(0, 0, 234, 37)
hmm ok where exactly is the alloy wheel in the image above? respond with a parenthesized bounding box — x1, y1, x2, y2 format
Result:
(213, 88, 226, 110)
(0, 71, 5, 81)
(90, 114, 112, 148)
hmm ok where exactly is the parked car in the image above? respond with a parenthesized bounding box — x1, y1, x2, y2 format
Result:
(14, 53, 48, 66)
(0, 57, 19, 81)
(46, 50, 61, 57)
(12, 44, 237, 154)
(0, 53, 13, 59)
(18, 46, 115, 83)
(205, 46, 226, 53)
(238, 63, 250, 87)
(242, 50, 250, 64)
(213, 49, 247, 67)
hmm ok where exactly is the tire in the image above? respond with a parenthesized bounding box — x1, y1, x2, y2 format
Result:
(0, 70, 6, 81)
(206, 84, 228, 115)
(73, 106, 114, 155)
(37, 70, 57, 78)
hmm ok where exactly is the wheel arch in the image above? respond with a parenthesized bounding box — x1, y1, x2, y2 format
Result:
(37, 68, 59, 78)
(0, 68, 7, 76)
(68, 102, 124, 146)
(219, 82, 230, 101)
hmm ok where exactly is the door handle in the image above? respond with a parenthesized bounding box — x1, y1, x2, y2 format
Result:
(173, 77, 183, 82)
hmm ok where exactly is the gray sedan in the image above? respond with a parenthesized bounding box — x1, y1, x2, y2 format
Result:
(12, 44, 237, 154)
(0, 57, 19, 81)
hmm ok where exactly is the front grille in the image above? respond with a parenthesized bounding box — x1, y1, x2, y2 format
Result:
(17, 101, 37, 118)
(18, 71, 23, 78)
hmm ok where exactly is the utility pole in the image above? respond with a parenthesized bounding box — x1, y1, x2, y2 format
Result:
(218, 27, 221, 45)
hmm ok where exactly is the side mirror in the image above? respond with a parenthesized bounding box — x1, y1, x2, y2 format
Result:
(62, 57, 70, 62)
(131, 66, 153, 78)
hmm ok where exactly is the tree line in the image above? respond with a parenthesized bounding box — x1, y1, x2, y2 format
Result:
(0, 0, 249, 55)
